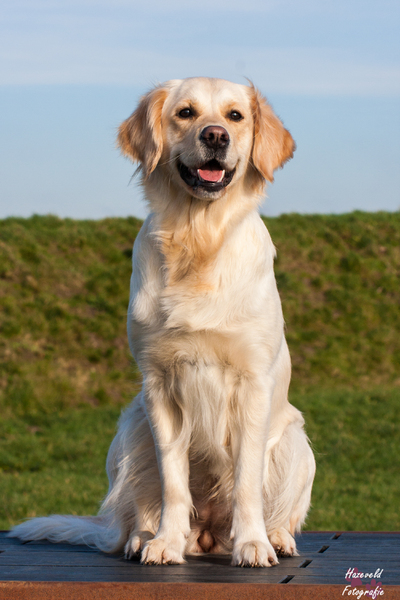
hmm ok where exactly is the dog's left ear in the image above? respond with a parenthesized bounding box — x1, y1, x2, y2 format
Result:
(117, 85, 169, 178)
(249, 85, 295, 182)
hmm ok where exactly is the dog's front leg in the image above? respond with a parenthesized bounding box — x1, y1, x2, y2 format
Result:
(140, 380, 191, 565)
(230, 375, 278, 567)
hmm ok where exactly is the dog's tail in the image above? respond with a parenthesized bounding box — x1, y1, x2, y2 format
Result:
(8, 513, 124, 553)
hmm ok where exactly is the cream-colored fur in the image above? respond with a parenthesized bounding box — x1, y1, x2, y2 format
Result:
(10, 77, 315, 568)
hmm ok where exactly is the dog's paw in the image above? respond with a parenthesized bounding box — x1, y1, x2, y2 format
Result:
(124, 530, 154, 560)
(140, 536, 186, 565)
(269, 528, 298, 557)
(232, 540, 278, 567)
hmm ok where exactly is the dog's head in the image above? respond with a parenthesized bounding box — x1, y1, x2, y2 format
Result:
(118, 77, 295, 201)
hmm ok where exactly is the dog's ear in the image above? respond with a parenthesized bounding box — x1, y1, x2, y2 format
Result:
(117, 85, 169, 178)
(249, 85, 295, 182)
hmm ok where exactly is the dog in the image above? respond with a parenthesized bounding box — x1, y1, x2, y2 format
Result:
(10, 77, 315, 567)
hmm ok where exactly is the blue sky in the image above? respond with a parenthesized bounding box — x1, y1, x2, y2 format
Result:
(1, 0, 399, 220)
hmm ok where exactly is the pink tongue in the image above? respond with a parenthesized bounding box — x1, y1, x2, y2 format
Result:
(198, 169, 224, 182)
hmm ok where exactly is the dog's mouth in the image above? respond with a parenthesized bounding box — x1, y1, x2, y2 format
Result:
(178, 159, 235, 192)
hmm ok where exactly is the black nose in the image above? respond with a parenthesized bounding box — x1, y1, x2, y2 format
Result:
(200, 126, 230, 150)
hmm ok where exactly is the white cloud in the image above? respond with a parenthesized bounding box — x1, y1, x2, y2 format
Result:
(1, 38, 399, 97)
(1, 0, 399, 95)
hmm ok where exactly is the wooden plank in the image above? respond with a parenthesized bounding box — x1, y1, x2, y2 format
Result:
(319, 549, 400, 557)
(0, 552, 305, 569)
(0, 550, 301, 565)
(0, 531, 399, 589)
(0, 564, 292, 584)
(0, 541, 98, 554)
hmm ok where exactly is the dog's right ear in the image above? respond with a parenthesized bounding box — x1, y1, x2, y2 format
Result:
(117, 85, 169, 178)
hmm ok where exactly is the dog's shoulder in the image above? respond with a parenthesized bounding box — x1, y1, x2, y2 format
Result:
(221, 211, 276, 275)
(128, 214, 163, 326)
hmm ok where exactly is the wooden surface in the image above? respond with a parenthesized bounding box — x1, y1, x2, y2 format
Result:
(0, 531, 399, 599)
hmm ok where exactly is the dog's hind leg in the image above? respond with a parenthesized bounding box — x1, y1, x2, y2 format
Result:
(264, 418, 316, 556)
(104, 395, 163, 559)
(287, 450, 315, 537)
(269, 527, 298, 557)
(125, 527, 155, 559)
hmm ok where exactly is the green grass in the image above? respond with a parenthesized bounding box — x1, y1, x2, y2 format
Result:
(264, 211, 400, 388)
(1, 211, 399, 531)
(293, 388, 400, 531)
(1, 406, 120, 527)
(0, 214, 142, 418)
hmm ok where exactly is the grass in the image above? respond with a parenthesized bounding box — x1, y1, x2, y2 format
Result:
(1, 406, 120, 527)
(265, 211, 400, 389)
(293, 387, 400, 531)
(0, 214, 142, 418)
(1, 211, 399, 531)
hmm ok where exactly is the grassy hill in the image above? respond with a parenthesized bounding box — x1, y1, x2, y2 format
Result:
(1, 211, 399, 531)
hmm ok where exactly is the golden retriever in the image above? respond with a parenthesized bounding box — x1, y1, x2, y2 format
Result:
(11, 77, 315, 568)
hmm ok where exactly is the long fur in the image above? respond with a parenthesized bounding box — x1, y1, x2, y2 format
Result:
(10, 77, 315, 567)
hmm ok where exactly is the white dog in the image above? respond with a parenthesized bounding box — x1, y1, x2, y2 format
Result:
(11, 77, 315, 568)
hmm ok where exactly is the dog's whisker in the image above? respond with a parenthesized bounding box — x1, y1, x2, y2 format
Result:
(157, 152, 184, 167)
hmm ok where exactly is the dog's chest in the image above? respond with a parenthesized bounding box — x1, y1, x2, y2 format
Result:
(160, 223, 275, 332)
(129, 213, 282, 370)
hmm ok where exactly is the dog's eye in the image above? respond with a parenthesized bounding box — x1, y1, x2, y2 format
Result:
(178, 108, 194, 119)
(228, 110, 243, 122)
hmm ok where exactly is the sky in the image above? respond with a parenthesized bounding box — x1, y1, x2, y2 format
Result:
(1, 0, 399, 220)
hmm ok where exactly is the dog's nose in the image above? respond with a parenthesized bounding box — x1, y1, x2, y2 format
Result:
(200, 126, 230, 150)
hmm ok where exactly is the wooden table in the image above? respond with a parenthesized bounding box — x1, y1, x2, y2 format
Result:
(0, 531, 399, 599)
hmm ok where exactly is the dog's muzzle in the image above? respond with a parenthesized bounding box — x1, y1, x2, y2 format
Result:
(178, 159, 236, 192)
(178, 125, 235, 192)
